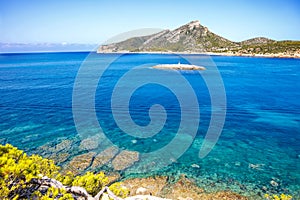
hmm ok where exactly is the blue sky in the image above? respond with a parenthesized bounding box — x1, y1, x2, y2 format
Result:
(0, 0, 299, 44)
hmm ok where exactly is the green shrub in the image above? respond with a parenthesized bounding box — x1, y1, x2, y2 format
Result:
(0, 144, 128, 199)
(109, 182, 129, 198)
(71, 171, 109, 196)
(0, 144, 61, 199)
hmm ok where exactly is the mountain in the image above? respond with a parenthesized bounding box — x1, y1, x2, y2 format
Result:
(98, 20, 238, 53)
(97, 21, 300, 56)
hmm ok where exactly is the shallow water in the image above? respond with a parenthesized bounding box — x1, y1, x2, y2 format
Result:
(0, 52, 299, 198)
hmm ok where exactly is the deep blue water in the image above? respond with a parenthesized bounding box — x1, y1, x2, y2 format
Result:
(0, 52, 299, 198)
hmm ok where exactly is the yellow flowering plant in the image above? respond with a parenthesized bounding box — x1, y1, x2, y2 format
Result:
(0, 144, 128, 199)
(264, 193, 293, 200)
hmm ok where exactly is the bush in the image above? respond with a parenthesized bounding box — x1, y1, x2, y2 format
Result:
(71, 171, 108, 196)
(109, 182, 129, 198)
(0, 144, 61, 199)
(0, 144, 128, 199)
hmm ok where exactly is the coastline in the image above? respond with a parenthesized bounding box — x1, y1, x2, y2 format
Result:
(97, 51, 300, 59)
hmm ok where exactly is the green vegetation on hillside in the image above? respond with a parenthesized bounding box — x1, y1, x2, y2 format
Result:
(213, 40, 300, 54)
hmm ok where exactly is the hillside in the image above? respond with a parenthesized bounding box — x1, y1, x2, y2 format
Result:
(231, 39, 300, 55)
(97, 21, 300, 57)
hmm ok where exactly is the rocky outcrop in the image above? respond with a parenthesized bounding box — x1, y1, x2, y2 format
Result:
(122, 176, 168, 197)
(17, 175, 248, 200)
(28, 177, 124, 200)
(122, 175, 248, 200)
(125, 195, 171, 200)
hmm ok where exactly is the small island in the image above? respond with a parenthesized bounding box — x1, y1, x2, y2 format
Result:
(153, 63, 206, 70)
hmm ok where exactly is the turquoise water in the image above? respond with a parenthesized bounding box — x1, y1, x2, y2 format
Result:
(0, 52, 299, 198)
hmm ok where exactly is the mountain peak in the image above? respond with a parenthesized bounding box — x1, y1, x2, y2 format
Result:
(187, 20, 201, 29)
(176, 20, 202, 31)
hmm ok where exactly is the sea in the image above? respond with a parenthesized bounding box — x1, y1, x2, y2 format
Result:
(0, 52, 299, 199)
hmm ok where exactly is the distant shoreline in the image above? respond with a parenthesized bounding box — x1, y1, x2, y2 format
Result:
(97, 51, 300, 59)
(2, 51, 299, 59)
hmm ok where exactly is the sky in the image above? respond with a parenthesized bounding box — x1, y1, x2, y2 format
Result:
(0, 0, 300, 46)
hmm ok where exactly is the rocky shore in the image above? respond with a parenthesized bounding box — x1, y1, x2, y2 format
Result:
(120, 175, 248, 200)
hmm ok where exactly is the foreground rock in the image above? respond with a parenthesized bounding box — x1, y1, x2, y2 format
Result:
(153, 64, 206, 70)
(19, 174, 248, 200)
(124, 195, 171, 200)
(123, 176, 168, 196)
(122, 175, 248, 200)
